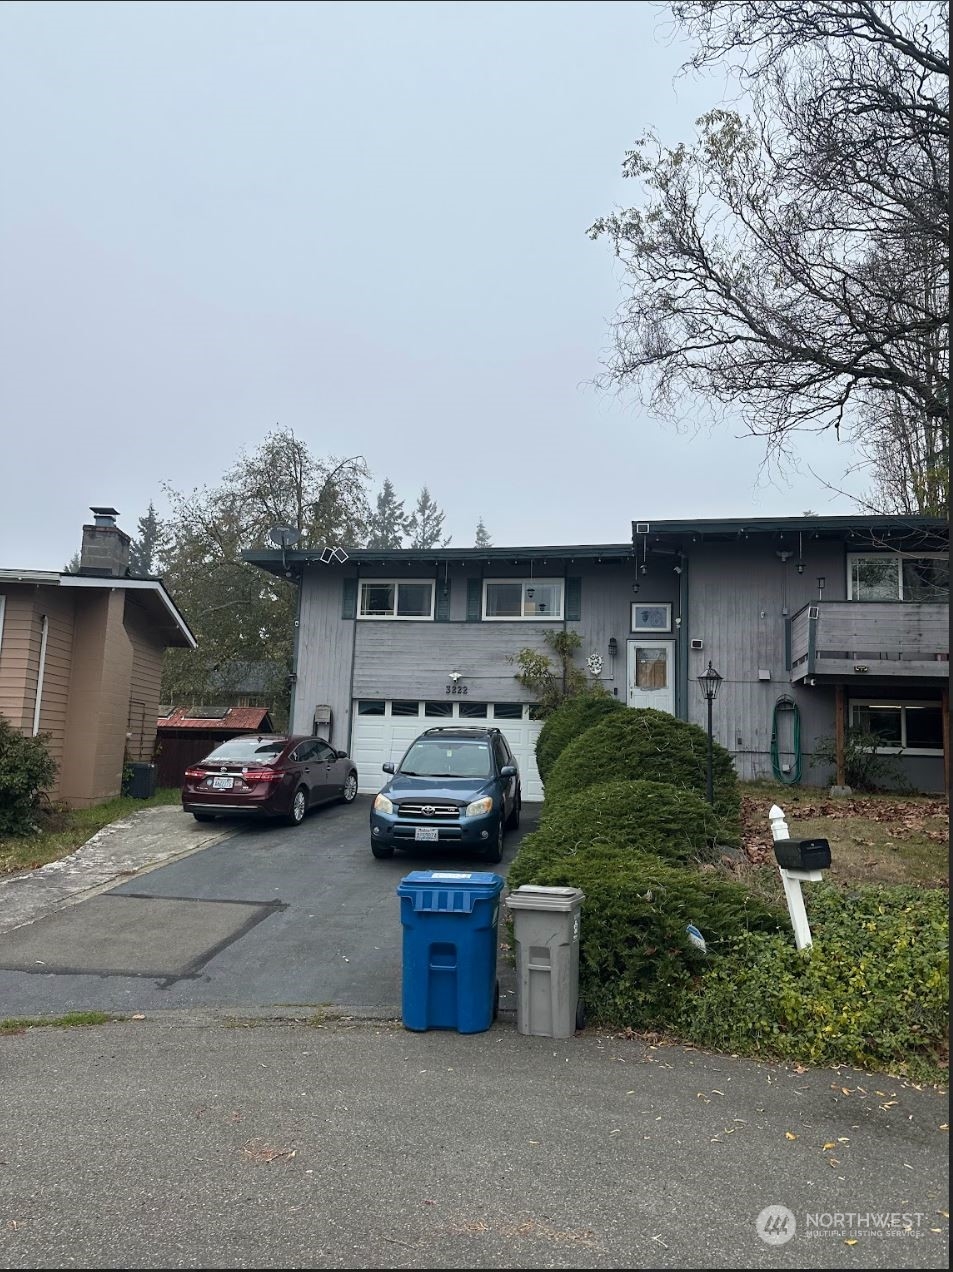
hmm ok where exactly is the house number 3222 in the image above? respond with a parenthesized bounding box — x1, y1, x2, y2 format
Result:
(445, 684, 469, 695)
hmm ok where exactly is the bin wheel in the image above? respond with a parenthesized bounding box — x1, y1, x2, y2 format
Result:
(493, 979, 500, 1022)
(371, 840, 394, 859)
(575, 999, 587, 1032)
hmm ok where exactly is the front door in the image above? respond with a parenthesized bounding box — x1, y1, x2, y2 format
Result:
(626, 640, 675, 715)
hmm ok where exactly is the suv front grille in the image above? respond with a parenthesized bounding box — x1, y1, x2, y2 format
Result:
(397, 802, 459, 819)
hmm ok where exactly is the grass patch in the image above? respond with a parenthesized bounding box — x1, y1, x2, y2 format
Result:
(0, 788, 181, 878)
(0, 1011, 116, 1035)
(739, 781, 948, 888)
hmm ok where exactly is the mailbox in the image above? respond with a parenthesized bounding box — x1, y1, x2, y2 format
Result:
(773, 837, 831, 872)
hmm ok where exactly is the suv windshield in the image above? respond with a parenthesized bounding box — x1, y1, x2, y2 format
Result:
(399, 739, 492, 779)
(203, 738, 286, 764)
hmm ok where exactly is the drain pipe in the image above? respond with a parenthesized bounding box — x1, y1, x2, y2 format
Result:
(676, 554, 688, 720)
(32, 614, 49, 736)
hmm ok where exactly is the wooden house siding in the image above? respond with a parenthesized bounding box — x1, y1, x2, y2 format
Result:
(292, 573, 355, 745)
(671, 540, 849, 781)
(0, 586, 39, 730)
(31, 591, 75, 781)
(124, 597, 166, 763)
(294, 560, 671, 750)
(287, 536, 946, 791)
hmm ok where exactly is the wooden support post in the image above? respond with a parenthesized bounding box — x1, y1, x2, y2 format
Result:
(942, 686, 949, 800)
(834, 685, 846, 787)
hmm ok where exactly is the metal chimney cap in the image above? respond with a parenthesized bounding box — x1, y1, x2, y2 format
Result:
(89, 506, 120, 525)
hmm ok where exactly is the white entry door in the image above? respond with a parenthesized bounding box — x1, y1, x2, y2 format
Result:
(626, 640, 675, 715)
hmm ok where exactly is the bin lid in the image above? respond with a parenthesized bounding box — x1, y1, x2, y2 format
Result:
(505, 884, 585, 912)
(397, 870, 505, 912)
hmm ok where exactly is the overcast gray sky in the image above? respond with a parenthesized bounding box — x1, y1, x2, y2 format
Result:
(0, 0, 863, 569)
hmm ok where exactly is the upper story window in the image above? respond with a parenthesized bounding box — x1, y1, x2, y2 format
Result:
(848, 553, 948, 602)
(483, 579, 563, 620)
(358, 580, 435, 620)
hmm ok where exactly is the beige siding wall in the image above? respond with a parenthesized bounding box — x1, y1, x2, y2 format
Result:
(59, 590, 111, 805)
(31, 591, 76, 784)
(2, 582, 181, 807)
(0, 585, 77, 796)
(124, 597, 166, 763)
(0, 585, 39, 730)
(91, 589, 135, 802)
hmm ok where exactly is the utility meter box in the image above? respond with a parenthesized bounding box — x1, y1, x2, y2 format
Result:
(313, 705, 333, 743)
(773, 837, 831, 872)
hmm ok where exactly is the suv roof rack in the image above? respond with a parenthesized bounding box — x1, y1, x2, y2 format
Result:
(422, 726, 498, 736)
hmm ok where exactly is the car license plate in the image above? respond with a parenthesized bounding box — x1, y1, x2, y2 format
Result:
(415, 827, 439, 842)
(211, 776, 234, 790)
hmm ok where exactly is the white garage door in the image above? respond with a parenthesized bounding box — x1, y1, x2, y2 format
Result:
(351, 699, 544, 801)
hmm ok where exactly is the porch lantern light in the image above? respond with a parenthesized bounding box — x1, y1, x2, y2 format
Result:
(696, 661, 723, 805)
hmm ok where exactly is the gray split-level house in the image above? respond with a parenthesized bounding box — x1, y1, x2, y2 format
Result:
(244, 514, 950, 801)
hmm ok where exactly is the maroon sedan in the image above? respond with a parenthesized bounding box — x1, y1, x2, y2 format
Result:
(182, 734, 359, 826)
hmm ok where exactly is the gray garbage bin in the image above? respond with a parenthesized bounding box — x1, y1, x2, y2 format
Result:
(505, 885, 585, 1038)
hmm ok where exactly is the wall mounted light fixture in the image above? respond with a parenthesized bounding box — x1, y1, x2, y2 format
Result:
(608, 636, 618, 658)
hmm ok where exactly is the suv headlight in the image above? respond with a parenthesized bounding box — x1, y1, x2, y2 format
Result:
(465, 796, 494, 817)
(373, 793, 394, 814)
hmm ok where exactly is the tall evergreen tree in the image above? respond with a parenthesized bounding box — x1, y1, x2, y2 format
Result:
(406, 486, 451, 549)
(475, 517, 492, 548)
(366, 478, 409, 549)
(129, 501, 163, 575)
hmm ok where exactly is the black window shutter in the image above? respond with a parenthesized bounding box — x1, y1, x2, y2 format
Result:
(466, 578, 483, 622)
(565, 577, 582, 621)
(342, 577, 357, 619)
(436, 580, 450, 622)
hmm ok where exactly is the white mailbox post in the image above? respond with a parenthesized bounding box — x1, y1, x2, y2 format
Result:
(769, 804, 831, 951)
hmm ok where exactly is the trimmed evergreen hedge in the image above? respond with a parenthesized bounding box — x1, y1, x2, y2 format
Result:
(544, 707, 741, 844)
(508, 779, 722, 886)
(535, 693, 623, 784)
(509, 844, 783, 1023)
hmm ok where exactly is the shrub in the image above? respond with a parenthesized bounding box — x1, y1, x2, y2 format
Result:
(545, 707, 741, 844)
(508, 843, 783, 1024)
(508, 780, 722, 888)
(535, 692, 623, 783)
(672, 884, 949, 1084)
(811, 727, 912, 793)
(0, 718, 57, 835)
(508, 630, 590, 715)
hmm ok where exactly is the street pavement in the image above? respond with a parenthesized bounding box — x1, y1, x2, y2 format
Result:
(0, 804, 948, 1270)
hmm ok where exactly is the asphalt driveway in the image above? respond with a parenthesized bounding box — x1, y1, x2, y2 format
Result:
(0, 797, 538, 1019)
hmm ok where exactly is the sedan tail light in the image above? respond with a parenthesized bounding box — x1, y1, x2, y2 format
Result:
(184, 768, 207, 780)
(246, 768, 284, 783)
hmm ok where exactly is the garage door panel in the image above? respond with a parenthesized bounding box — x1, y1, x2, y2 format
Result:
(352, 702, 543, 800)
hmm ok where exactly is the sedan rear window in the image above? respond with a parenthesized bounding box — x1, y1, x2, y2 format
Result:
(202, 738, 286, 764)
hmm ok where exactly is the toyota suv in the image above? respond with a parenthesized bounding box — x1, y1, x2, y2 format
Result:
(369, 726, 521, 863)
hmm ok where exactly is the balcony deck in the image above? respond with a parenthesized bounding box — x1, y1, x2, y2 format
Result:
(790, 601, 949, 682)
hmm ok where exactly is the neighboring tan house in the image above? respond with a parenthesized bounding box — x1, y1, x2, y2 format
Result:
(243, 514, 949, 799)
(154, 705, 274, 788)
(0, 508, 196, 807)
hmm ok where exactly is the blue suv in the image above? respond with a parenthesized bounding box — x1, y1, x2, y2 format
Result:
(370, 726, 521, 863)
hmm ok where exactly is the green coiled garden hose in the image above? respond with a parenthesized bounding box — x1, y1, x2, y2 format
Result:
(771, 694, 802, 784)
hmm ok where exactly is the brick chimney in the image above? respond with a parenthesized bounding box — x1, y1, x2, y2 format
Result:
(79, 507, 131, 577)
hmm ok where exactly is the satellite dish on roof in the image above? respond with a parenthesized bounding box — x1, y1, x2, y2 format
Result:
(268, 526, 301, 550)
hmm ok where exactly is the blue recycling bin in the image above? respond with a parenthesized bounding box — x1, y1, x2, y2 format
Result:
(396, 870, 505, 1033)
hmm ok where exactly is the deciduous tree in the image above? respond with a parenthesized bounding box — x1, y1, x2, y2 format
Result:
(590, 1, 949, 512)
